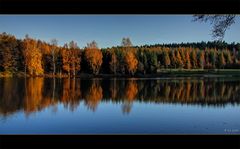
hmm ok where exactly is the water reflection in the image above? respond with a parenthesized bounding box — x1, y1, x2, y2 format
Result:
(0, 77, 240, 117)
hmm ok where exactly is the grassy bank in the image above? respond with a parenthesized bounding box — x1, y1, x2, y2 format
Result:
(1, 69, 240, 78)
(153, 69, 240, 77)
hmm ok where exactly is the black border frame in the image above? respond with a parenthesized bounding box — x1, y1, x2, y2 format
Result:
(0, 0, 240, 148)
(0, 0, 239, 14)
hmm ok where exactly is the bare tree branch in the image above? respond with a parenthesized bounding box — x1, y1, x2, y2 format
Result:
(193, 15, 236, 41)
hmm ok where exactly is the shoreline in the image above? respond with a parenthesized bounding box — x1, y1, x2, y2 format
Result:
(1, 69, 240, 78)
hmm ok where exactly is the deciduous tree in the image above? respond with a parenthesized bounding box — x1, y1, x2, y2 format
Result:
(121, 37, 132, 47)
(109, 51, 117, 74)
(163, 50, 171, 68)
(124, 50, 138, 75)
(50, 39, 58, 75)
(190, 49, 198, 68)
(23, 36, 44, 75)
(0, 33, 19, 73)
(219, 51, 226, 69)
(193, 15, 236, 40)
(84, 41, 103, 75)
(198, 50, 205, 69)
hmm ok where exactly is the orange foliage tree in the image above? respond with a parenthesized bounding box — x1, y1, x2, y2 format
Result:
(199, 51, 205, 69)
(124, 50, 138, 75)
(69, 49, 81, 76)
(61, 45, 71, 76)
(68, 41, 81, 76)
(185, 50, 191, 69)
(84, 41, 103, 75)
(23, 36, 44, 75)
(190, 49, 198, 69)
(219, 51, 226, 69)
(175, 50, 183, 68)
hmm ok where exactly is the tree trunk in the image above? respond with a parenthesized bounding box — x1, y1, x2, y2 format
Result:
(52, 50, 55, 76)
(73, 63, 75, 77)
(68, 64, 70, 77)
(25, 64, 27, 77)
(53, 63, 56, 76)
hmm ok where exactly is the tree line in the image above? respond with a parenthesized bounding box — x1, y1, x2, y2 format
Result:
(1, 32, 240, 77)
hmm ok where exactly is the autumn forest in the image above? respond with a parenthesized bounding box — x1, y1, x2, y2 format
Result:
(1, 32, 240, 77)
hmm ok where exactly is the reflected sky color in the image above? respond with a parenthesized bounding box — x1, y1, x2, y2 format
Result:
(0, 77, 240, 134)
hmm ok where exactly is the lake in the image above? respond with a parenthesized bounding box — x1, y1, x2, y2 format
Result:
(0, 77, 240, 134)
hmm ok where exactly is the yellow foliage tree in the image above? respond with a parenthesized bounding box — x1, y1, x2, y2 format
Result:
(23, 37, 44, 75)
(61, 47, 71, 76)
(69, 49, 81, 76)
(124, 51, 138, 75)
(84, 45, 103, 75)
(185, 50, 191, 69)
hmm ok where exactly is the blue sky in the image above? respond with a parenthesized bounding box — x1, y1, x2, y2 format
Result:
(0, 15, 239, 48)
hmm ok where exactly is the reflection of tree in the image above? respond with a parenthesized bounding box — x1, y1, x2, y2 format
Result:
(121, 79, 138, 114)
(176, 81, 184, 100)
(163, 82, 171, 100)
(122, 102, 133, 115)
(0, 78, 24, 116)
(125, 79, 138, 101)
(1, 78, 240, 117)
(84, 80, 103, 111)
(61, 78, 81, 111)
(199, 80, 205, 99)
(135, 79, 240, 107)
(109, 78, 117, 100)
(185, 80, 191, 102)
(24, 78, 43, 115)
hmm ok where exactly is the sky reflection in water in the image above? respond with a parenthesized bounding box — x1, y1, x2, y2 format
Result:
(0, 77, 240, 134)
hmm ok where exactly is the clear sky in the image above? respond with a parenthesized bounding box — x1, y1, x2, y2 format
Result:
(0, 15, 239, 48)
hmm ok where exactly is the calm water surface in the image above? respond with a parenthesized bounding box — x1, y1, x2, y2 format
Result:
(0, 77, 240, 134)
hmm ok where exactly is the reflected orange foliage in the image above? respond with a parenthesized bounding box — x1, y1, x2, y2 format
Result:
(24, 78, 43, 114)
(125, 80, 138, 101)
(1, 78, 240, 116)
(61, 79, 81, 111)
(85, 81, 103, 111)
